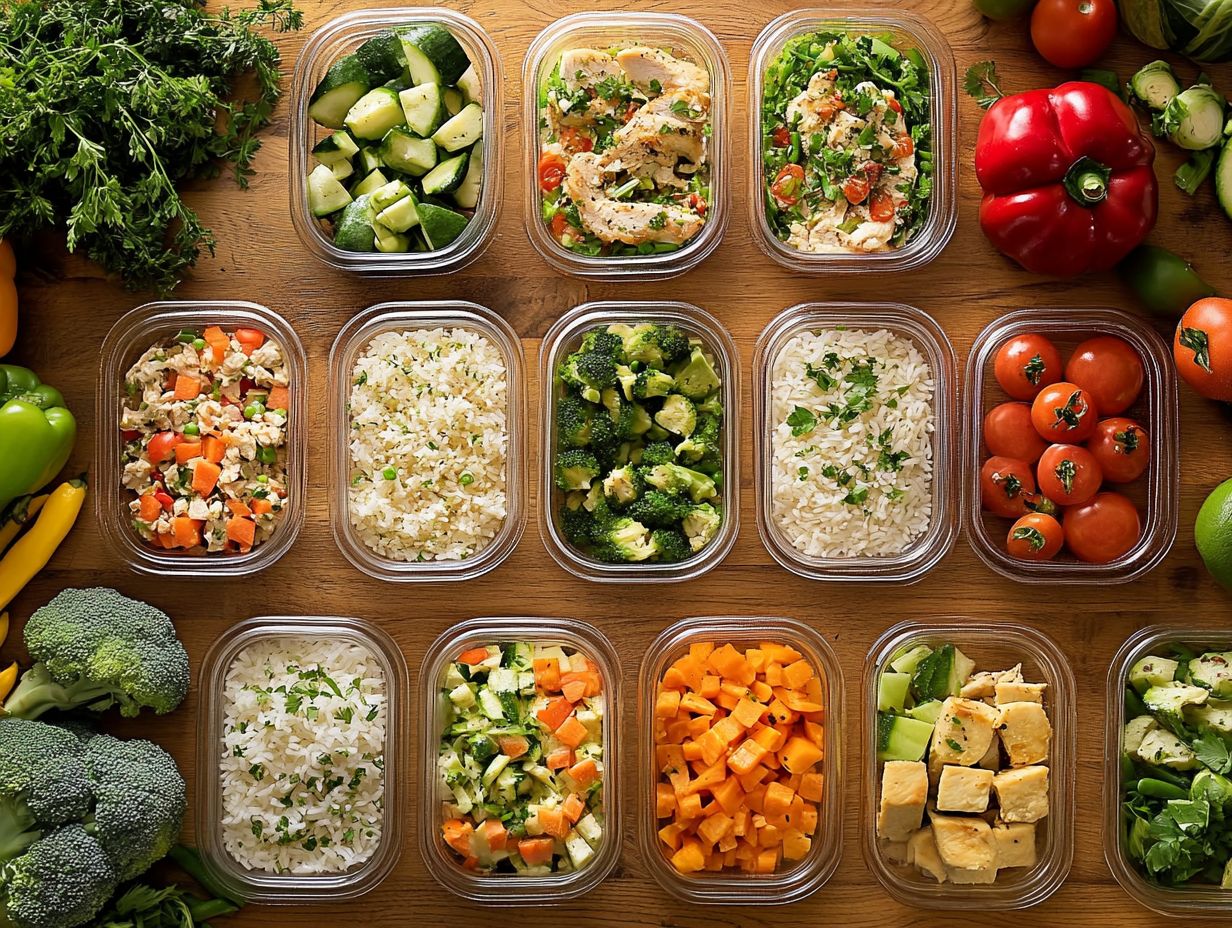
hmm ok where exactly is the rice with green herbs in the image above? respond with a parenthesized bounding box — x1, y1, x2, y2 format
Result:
(219, 637, 387, 874)
(770, 327, 934, 557)
(347, 327, 508, 562)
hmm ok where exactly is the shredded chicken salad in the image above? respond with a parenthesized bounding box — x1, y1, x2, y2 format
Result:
(537, 45, 712, 258)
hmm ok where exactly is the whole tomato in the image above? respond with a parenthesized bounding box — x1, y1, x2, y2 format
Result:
(981, 456, 1037, 519)
(1174, 298, 1232, 401)
(1031, 382, 1099, 443)
(994, 333, 1063, 401)
(1037, 444, 1103, 507)
(1088, 418, 1149, 483)
(1006, 512, 1064, 561)
(1030, 0, 1118, 69)
(1063, 492, 1141, 563)
(984, 402, 1049, 462)
(1064, 335, 1144, 415)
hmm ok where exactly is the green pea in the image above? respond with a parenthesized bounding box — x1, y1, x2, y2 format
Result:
(383, 467, 397, 480)
(183, 423, 200, 436)
(192, 337, 206, 350)
(460, 472, 474, 486)
(257, 474, 269, 484)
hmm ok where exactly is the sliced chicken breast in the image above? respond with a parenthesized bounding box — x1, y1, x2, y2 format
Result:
(563, 152, 704, 246)
(616, 46, 709, 94)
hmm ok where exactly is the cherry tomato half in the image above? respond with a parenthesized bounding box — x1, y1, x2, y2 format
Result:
(869, 191, 895, 222)
(1006, 512, 1064, 561)
(146, 431, 183, 464)
(1030, 0, 1117, 70)
(538, 152, 567, 192)
(771, 126, 791, 148)
(1037, 444, 1103, 507)
(891, 134, 915, 159)
(1031, 382, 1099, 443)
(1088, 417, 1150, 483)
(981, 455, 1037, 519)
(1063, 491, 1141, 564)
(770, 164, 805, 207)
(1174, 297, 1232, 402)
(1064, 335, 1144, 415)
(558, 127, 594, 154)
(994, 333, 1062, 401)
(984, 402, 1048, 463)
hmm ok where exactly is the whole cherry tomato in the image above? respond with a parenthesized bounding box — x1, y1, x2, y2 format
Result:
(146, 431, 183, 464)
(1063, 491, 1141, 563)
(770, 164, 805, 207)
(538, 152, 567, 192)
(1037, 443, 1103, 507)
(1006, 512, 1064, 561)
(994, 333, 1062, 401)
(1064, 335, 1144, 415)
(1031, 381, 1099, 443)
(1088, 417, 1149, 483)
(1174, 297, 1232, 402)
(984, 402, 1049, 462)
(981, 455, 1037, 519)
(1030, 0, 1117, 69)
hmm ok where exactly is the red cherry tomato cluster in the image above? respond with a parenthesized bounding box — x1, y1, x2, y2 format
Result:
(980, 332, 1149, 565)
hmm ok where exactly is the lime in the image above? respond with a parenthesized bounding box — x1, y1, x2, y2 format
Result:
(1196, 478, 1232, 590)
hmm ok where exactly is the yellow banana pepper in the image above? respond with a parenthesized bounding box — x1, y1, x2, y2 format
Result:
(0, 476, 86, 612)
(0, 492, 49, 554)
(0, 662, 17, 705)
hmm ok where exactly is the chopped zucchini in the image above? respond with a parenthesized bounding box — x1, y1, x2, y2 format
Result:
(457, 63, 482, 104)
(350, 168, 389, 199)
(452, 139, 483, 209)
(307, 163, 352, 217)
(422, 152, 469, 196)
(308, 55, 371, 129)
(431, 102, 483, 152)
(312, 129, 360, 165)
(378, 126, 438, 176)
(355, 31, 406, 84)
(344, 86, 406, 141)
(332, 194, 376, 252)
(375, 193, 420, 233)
(417, 202, 469, 249)
(398, 82, 444, 137)
(443, 86, 464, 117)
(396, 23, 470, 86)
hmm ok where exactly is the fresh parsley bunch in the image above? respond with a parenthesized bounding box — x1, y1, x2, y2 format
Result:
(0, 0, 302, 293)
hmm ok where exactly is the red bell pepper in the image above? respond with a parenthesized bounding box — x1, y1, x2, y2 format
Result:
(975, 82, 1158, 277)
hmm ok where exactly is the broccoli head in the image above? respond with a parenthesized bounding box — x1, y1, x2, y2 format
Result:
(559, 349, 617, 401)
(633, 369, 675, 400)
(651, 529, 691, 563)
(601, 389, 652, 441)
(654, 394, 697, 438)
(2, 824, 117, 928)
(593, 517, 656, 563)
(580, 327, 623, 357)
(674, 414, 722, 473)
(587, 407, 619, 450)
(683, 503, 723, 552)
(644, 463, 717, 504)
(556, 396, 594, 449)
(4, 589, 189, 721)
(654, 326, 692, 365)
(602, 466, 642, 507)
(0, 719, 91, 860)
(559, 504, 596, 547)
(627, 491, 693, 529)
(638, 441, 677, 467)
(554, 450, 601, 492)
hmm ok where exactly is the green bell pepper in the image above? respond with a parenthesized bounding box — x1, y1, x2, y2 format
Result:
(0, 364, 77, 513)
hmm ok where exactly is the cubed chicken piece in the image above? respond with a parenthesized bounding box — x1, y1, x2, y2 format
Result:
(877, 760, 928, 841)
(993, 822, 1038, 870)
(929, 812, 996, 872)
(960, 665, 1023, 699)
(931, 697, 1001, 766)
(936, 766, 994, 814)
(883, 840, 909, 864)
(997, 701, 1052, 766)
(993, 765, 1049, 823)
(948, 865, 999, 884)
(994, 681, 1047, 705)
(907, 827, 947, 883)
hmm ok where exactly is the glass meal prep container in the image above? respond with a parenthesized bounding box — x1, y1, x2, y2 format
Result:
(539, 300, 740, 583)
(289, 8, 502, 275)
(419, 617, 622, 904)
(1105, 626, 1232, 916)
(862, 620, 1075, 910)
(753, 301, 959, 582)
(328, 301, 527, 582)
(637, 615, 843, 904)
(963, 307, 1179, 584)
(195, 615, 408, 903)
(96, 300, 307, 578)
(747, 9, 957, 274)
(522, 12, 731, 281)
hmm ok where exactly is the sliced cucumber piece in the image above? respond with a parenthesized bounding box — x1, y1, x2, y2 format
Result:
(357, 147, 382, 174)
(312, 129, 360, 166)
(452, 139, 483, 209)
(375, 193, 421, 233)
(417, 202, 469, 249)
(370, 179, 413, 213)
(307, 163, 353, 217)
(350, 168, 389, 198)
(355, 31, 406, 84)
(443, 86, 464, 117)
(396, 23, 470, 86)
(373, 222, 411, 253)
(457, 64, 482, 105)
(308, 56, 371, 129)
(431, 102, 483, 152)
(344, 86, 406, 141)
(330, 158, 354, 182)
(422, 152, 469, 196)
(378, 126, 438, 176)
(398, 82, 444, 137)
(333, 194, 376, 251)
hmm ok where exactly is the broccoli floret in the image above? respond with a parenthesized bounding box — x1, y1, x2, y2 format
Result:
(697, 394, 723, 417)
(580, 327, 623, 357)
(675, 414, 721, 472)
(4, 589, 189, 721)
(627, 491, 693, 528)
(654, 394, 697, 437)
(616, 364, 638, 402)
(594, 517, 656, 563)
(682, 503, 722, 552)
(633, 369, 675, 400)
(3, 824, 117, 928)
(560, 349, 617, 402)
(601, 388, 652, 440)
(588, 408, 619, 450)
(655, 326, 691, 365)
(651, 529, 691, 563)
(0, 719, 92, 860)
(556, 396, 593, 448)
(559, 504, 596, 547)
(644, 463, 717, 503)
(639, 441, 676, 467)
(602, 466, 642, 507)
(554, 450, 600, 491)
(608, 323, 667, 367)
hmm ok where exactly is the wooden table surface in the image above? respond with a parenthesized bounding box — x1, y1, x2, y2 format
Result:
(8, 0, 1232, 924)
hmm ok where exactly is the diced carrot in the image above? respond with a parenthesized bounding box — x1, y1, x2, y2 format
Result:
(517, 837, 555, 866)
(783, 659, 814, 689)
(675, 791, 703, 820)
(498, 735, 529, 759)
(682, 740, 704, 762)
(745, 648, 765, 672)
(803, 719, 825, 748)
(545, 747, 574, 770)
(699, 674, 721, 699)
(711, 777, 745, 816)
(192, 459, 221, 496)
(728, 739, 770, 776)
(767, 698, 798, 726)
(761, 642, 803, 664)
(174, 441, 202, 464)
(536, 698, 572, 733)
(738, 765, 769, 794)
(711, 715, 744, 745)
(562, 679, 587, 703)
(442, 819, 473, 856)
(457, 647, 490, 664)
(171, 516, 200, 548)
(656, 783, 677, 818)
(764, 662, 784, 687)
(249, 497, 272, 515)
(676, 654, 706, 691)
(798, 805, 819, 835)
(656, 689, 682, 718)
(686, 715, 710, 738)
(731, 698, 766, 729)
(201, 435, 226, 464)
(716, 691, 741, 712)
(799, 772, 824, 803)
(780, 735, 824, 774)
(539, 806, 569, 839)
(203, 326, 230, 367)
(670, 838, 707, 874)
(698, 811, 733, 845)
(563, 792, 586, 824)
(751, 680, 774, 701)
(661, 666, 688, 690)
(477, 818, 506, 853)
(753, 726, 786, 753)
(555, 715, 588, 748)
(679, 692, 717, 716)
(657, 743, 686, 775)
(560, 669, 602, 697)
(227, 498, 252, 518)
(173, 374, 200, 400)
(763, 781, 795, 818)
(266, 384, 289, 411)
(567, 758, 599, 789)
(695, 728, 727, 767)
(777, 688, 824, 713)
(138, 494, 161, 522)
(782, 827, 811, 861)
(707, 643, 756, 686)
(225, 515, 255, 551)
(755, 848, 781, 873)
(658, 822, 686, 851)
(689, 641, 715, 662)
(686, 760, 727, 795)
(235, 327, 266, 355)
(533, 657, 561, 691)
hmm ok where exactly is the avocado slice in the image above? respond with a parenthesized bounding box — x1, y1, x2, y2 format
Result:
(654, 393, 697, 437)
(672, 347, 721, 400)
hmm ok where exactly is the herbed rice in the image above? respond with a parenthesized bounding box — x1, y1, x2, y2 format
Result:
(219, 637, 387, 875)
(770, 327, 934, 557)
(348, 327, 508, 562)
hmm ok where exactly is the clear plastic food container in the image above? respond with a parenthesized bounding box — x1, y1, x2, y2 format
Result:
(862, 620, 1075, 910)
(963, 307, 1179, 584)
(638, 615, 844, 904)
(96, 300, 307, 577)
(753, 301, 959, 582)
(418, 617, 622, 904)
(328, 301, 527, 582)
(522, 12, 731, 281)
(538, 300, 740, 582)
(195, 615, 408, 903)
(289, 8, 502, 275)
(1105, 626, 1232, 916)
(747, 9, 957, 274)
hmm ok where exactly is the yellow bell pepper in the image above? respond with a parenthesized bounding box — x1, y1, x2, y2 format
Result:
(0, 476, 86, 612)
(0, 661, 17, 706)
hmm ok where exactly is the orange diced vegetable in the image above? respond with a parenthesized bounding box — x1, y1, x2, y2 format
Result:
(517, 838, 555, 866)
(203, 326, 229, 367)
(226, 498, 252, 518)
(752, 726, 786, 753)
(780, 735, 824, 774)
(225, 515, 255, 551)
(562, 678, 587, 703)
(171, 516, 200, 548)
(675, 791, 703, 820)
(687, 759, 727, 794)
(442, 819, 473, 856)
(498, 735, 529, 759)
(480, 818, 507, 852)
(172, 374, 200, 400)
(266, 384, 289, 411)
(567, 758, 599, 790)
(537, 697, 573, 732)
(679, 692, 717, 716)
(235, 327, 266, 355)
(731, 698, 765, 729)
(563, 793, 585, 824)
(707, 643, 756, 685)
(555, 715, 588, 748)
(799, 772, 824, 803)
(728, 739, 769, 776)
(657, 783, 677, 818)
(783, 659, 814, 689)
(545, 747, 573, 770)
(671, 838, 707, 873)
(698, 811, 733, 845)
(656, 689, 682, 718)
(699, 674, 721, 699)
(458, 647, 490, 665)
(533, 657, 561, 691)
(192, 459, 221, 496)
(202, 435, 226, 464)
(138, 494, 161, 522)
(539, 806, 569, 839)
(174, 441, 201, 465)
(711, 777, 745, 816)
(782, 828, 811, 861)
(658, 822, 686, 851)
(755, 848, 781, 873)
(763, 781, 795, 817)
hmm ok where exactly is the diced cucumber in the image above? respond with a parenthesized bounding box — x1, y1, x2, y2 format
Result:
(576, 812, 603, 846)
(357, 148, 382, 174)
(373, 223, 411, 253)
(329, 158, 354, 182)
(564, 830, 595, 868)
(478, 688, 505, 721)
(307, 163, 353, 217)
(355, 31, 406, 84)
(448, 682, 476, 708)
(398, 82, 444, 137)
(431, 102, 483, 152)
(458, 63, 482, 104)
(308, 55, 371, 129)
(350, 168, 389, 198)
(444, 664, 467, 690)
(875, 711, 934, 762)
(370, 179, 412, 213)
(344, 86, 406, 141)
(481, 753, 511, 787)
(889, 644, 933, 676)
(312, 129, 360, 165)
(332, 194, 376, 252)
(443, 86, 464, 117)
(379, 126, 438, 176)
(878, 672, 911, 712)
(452, 140, 483, 209)
(488, 667, 519, 693)
(417, 202, 469, 249)
(422, 152, 469, 196)
(375, 194, 420, 233)
(396, 23, 470, 86)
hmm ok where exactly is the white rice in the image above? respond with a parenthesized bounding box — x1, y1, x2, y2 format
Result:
(219, 637, 387, 874)
(770, 327, 934, 557)
(347, 327, 508, 562)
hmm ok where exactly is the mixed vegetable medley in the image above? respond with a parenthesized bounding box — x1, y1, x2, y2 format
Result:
(761, 31, 934, 254)
(436, 642, 606, 874)
(120, 327, 291, 555)
(537, 45, 712, 257)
